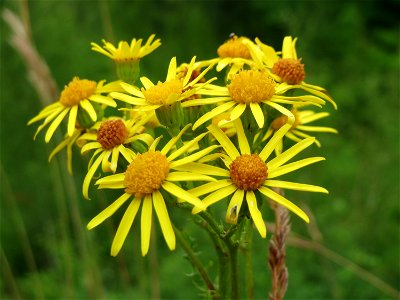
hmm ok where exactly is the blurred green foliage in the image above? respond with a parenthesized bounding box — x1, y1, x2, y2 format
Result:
(1, 0, 399, 299)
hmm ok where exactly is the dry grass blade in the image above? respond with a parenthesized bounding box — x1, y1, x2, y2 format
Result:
(2, 8, 58, 105)
(268, 188, 291, 300)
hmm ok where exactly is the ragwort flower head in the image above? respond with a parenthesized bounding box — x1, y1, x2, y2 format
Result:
(184, 69, 326, 130)
(79, 115, 155, 200)
(28, 77, 121, 143)
(91, 34, 161, 63)
(87, 125, 219, 256)
(248, 36, 337, 109)
(191, 119, 328, 238)
(111, 56, 215, 109)
(111, 56, 216, 128)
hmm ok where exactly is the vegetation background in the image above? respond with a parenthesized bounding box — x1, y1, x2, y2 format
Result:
(1, 0, 399, 299)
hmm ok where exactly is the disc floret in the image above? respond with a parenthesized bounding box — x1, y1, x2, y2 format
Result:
(59, 77, 97, 107)
(272, 58, 305, 85)
(228, 70, 275, 104)
(124, 151, 170, 198)
(230, 154, 268, 191)
(142, 80, 183, 105)
(97, 119, 129, 150)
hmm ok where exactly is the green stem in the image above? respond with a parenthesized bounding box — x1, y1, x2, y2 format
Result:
(228, 242, 239, 300)
(198, 219, 230, 300)
(197, 211, 232, 299)
(173, 225, 218, 297)
(241, 218, 254, 300)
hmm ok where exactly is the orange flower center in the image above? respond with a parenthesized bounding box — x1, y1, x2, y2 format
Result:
(59, 77, 97, 107)
(217, 36, 251, 59)
(97, 119, 129, 150)
(272, 58, 305, 85)
(228, 70, 275, 104)
(230, 154, 268, 191)
(124, 151, 170, 198)
(142, 80, 183, 105)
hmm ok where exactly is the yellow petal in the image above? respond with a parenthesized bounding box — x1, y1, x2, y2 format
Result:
(166, 57, 177, 82)
(152, 190, 175, 250)
(110, 147, 120, 173)
(268, 137, 316, 169)
(250, 102, 264, 128)
(44, 108, 70, 143)
(167, 132, 208, 162)
(259, 186, 309, 223)
(166, 171, 216, 182)
(229, 103, 246, 122)
(101, 150, 112, 172)
(226, 189, 244, 224)
(264, 180, 328, 194)
(265, 102, 295, 125)
(120, 82, 144, 98)
(141, 195, 153, 256)
(170, 145, 220, 168)
(89, 94, 117, 107)
(140, 77, 155, 90)
(111, 198, 141, 257)
(125, 133, 154, 146)
(172, 162, 229, 177)
(268, 157, 325, 178)
(161, 124, 191, 156)
(181, 97, 232, 107)
(162, 181, 205, 210)
(282, 36, 296, 59)
(79, 99, 97, 122)
(27, 103, 63, 125)
(67, 105, 78, 137)
(208, 124, 240, 160)
(296, 125, 338, 133)
(81, 142, 102, 155)
(87, 193, 131, 229)
(246, 190, 266, 238)
(111, 92, 146, 105)
(118, 144, 136, 163)
(259, 124, 291, 161)
(189, 179, 232, 197)
(193, 101, 235, 130)
(300, 112, 330, 124)
(234, 119, 250, 155)
(192, 184, 237, 214)
(96, 173, 125, 185)
(83, 152, 104, 200)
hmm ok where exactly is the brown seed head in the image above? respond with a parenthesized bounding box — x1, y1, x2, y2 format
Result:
(272, 58, 305, 85)
(97, 119, 128, 150)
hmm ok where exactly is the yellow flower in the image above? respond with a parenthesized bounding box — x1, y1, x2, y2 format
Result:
(110, 56, 215, 110)
(191, 119, 328, 238)
(184, 69, 326, 130)
(264, 108, 338, 154)
(78, 116, 154, 200)
(86, 125, 218, 256)
(248, 36, 337, 109)
(215, 35, 256, 78)
(91, 34, 161, 62)
(28, 77, 121, 143)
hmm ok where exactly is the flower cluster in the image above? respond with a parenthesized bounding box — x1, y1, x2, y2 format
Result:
(28, 34, 337, 257)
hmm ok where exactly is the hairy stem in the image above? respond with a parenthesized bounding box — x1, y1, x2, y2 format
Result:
(173, 224, 217, 297)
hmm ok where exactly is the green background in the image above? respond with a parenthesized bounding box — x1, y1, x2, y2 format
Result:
(1, 0, 399, 299)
